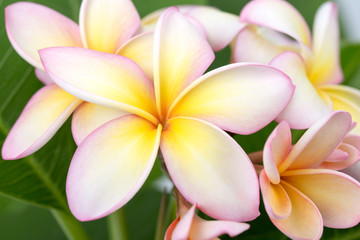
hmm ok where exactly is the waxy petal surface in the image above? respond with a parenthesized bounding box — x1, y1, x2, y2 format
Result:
(279, 111, 352, 172)
(260, 171, 291, 220)
(233, 26, 299, 64)
(271, 52, 332, 129)
(2, 84, 81, 159)
(40, 47, 157, 123)
(189, 218, 249, 239)
(171, 63, 294, 134)
(79, 0, 140, 53)
(240, 0, 311, 47)
(35, 69, 54, 85)
(282, 169, 360, 228)
(310, 2, 342, 85)
(271, 181, 323, 240)
(154, 7, 214, 117)
(5, 2, 82, 69)
(72, 102, 128, 145)
(263, 121, 291, 184)
(185, 6, 245, 51)
(319, 85, 360, 135)
(117, 32, 154, 81)
(161, 117, 259, 222)
(66, 115, 161, 221)
(319, 143, 360, 170)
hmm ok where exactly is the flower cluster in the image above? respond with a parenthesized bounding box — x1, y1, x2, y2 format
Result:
(2, 0, 360, 239)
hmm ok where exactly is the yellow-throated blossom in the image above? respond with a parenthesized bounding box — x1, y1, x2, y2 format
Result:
(260, 111, 360, 240)
(233, 0, 360, 133)
(2, 0, 152, 159)
(39, 8, 294, 221)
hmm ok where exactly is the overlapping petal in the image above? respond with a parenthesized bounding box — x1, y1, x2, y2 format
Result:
(233, 25, 299, 64)
(271, 181, 323, 240)
(263, 121, 291, 184)
(185, 6, 245, 51)
(282, 169, 360, 228)
(71, 102, 128, 145)
(35, 69, 54, 85)
(160, 117, 259, 222)
(319, 143, 360, 170)
(5, 2, 82, 69)
(309, 2, 342, 85)
(260, 171, 291, 220)
(278, 111, 352, 172)
(239, 0, 311, 47)
(117, 32, 154, 80)
(271, 52, 332, 129)
(39, 47, 158, 123)
(66, 115, 161, 221)
(154, 7, 214, 117)
(319, 85, 360, 135)
(79, 0, 140, 53)
(170, 63, 294, 134)
(2, 84, 81, 160)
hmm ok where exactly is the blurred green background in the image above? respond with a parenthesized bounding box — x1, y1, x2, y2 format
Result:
(0, 0, 360, 239)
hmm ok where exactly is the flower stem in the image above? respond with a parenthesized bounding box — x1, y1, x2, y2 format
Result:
(107, 208, 129, 240)
(155, 191, 167, 240)
(248, 150, 263, 164)
(51, 209, 90, 240)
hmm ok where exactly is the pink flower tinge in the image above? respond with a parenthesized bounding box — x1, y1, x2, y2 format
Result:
(39, 7, 294, 221)
(233, 0, 360, 134)
(2, 0, 152, 159)
(165, 192, 249, 240)
(260, 111, 360, 240)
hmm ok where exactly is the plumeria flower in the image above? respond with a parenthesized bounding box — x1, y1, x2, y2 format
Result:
(140, 5, 245, 52)
(260, 111, 360, 240)
(39, 7, 294, 221)
(164, 191, 249, 240)
(233, 0, 360, 133)
(2, 0, 154, 159)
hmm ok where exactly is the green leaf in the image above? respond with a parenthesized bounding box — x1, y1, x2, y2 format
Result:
(341, 42, 360, 88)
(0, 0, 82, 210)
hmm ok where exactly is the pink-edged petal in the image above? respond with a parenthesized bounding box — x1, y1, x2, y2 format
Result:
(79, 0, 140, 53)
(39, 47, 158, 124)
(271, 181, 323, 240)
(5, 2, 82, 69)
(260, 171, 292, 220)
(319, 84, 360, 135)
(309, 2, 343, 85)
(170, 63, 294, 135)
(318, 143, 360, 170)
(271, 51, 332, 129)
(189, 217, 249, 239)
(263, 122, 291, 184)
(343, 135, 360, 151)
(160, 117, 259, 222)
(165, 217, 180, 240)
(116, 32, 154, 81)
(185, 6, 245, 52)
(282, 169, 360, 228)
(278, 111, 352, 172)
(233, 25, 299, 64)
(71, 102, 129, 145)
(171, 204, 195, 240)
(240, 0, 311, 47)
(154, 7, 214, 117)
(2, 84, 81, 160)
(35, 68, 54, 85)
(66, 115, 161, 221)
(323, 148, 349, 163)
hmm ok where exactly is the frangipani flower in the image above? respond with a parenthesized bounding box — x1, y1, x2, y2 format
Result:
(233, 0, 360, 133)
(140, 5, 245, 52)
(39, 8, 294, 221)
(260, 111, 360, 240)
(2, 0, 153, 159)
(165, 191, 249, 240)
